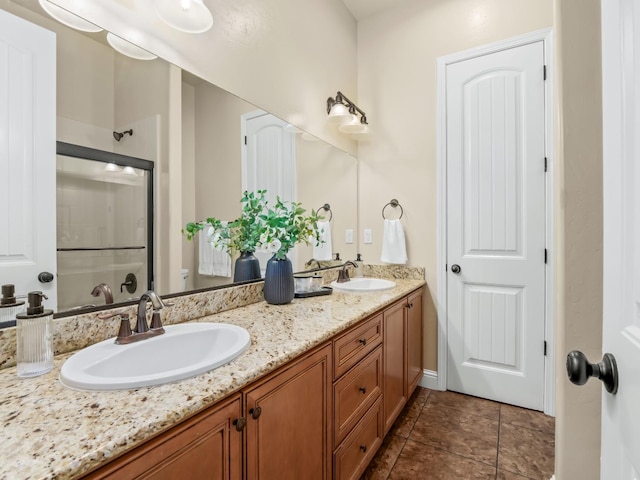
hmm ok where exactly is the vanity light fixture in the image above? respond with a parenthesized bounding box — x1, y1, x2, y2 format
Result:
(38, 0, 103, 33)
(155, 0, 214, 34)
(122, 166, 138, 176)
(326, 91, 369, 136)
(107, 33, 157, 61)
(104, 163, 120, 173)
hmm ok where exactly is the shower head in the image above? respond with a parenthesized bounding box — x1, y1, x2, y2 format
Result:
(113, 129, 133, 141)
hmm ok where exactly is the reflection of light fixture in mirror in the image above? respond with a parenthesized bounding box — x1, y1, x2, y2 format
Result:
(106, 33, 157, 61)
(38, 0, 103, 32)
(104, 163, 120, 173)
(327, 91, 369, 137)
(284, 124, 303, 134)
(122, 166, 137, 176)
(155, 0, 214, 34)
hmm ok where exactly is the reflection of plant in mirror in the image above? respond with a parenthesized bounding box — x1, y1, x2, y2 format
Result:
(183, 190, 268, 255)
(258, 197, 323, 260)
(183, 190, 323, 259)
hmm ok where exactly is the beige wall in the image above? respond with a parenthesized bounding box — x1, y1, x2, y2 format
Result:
(553, 0, 603, 478)
(357, 0, 553, 371)
(48, 0, 358, 156)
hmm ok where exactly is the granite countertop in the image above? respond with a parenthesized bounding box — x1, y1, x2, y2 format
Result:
(0, 279, 424, 480)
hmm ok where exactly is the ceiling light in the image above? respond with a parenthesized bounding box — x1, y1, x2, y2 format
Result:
(107, 33, 157, 61)
(155, 0, 213, 34)
(38, 0, 103, 33)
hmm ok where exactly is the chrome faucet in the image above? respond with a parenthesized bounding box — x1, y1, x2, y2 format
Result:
(91, 283, 114, 304)
(337, 261, 358, 283)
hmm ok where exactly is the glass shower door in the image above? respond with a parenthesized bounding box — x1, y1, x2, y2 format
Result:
(55, 144, 153, 312)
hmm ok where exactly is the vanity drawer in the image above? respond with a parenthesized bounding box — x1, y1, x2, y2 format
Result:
(334, 345, 382, 447)
(333, 313, 383, 379)
(333, 397, 383, 480)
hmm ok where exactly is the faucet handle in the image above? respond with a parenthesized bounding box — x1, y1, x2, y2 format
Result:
(98, 309, 130, 320)
(115, 313, 133, 344)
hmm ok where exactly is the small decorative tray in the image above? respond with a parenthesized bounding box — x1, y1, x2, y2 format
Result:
(294, 286, 333, 298)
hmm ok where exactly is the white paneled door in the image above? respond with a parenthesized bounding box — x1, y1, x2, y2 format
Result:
(600, 0, 640, 476)
(446, 41, 546, 409)
(0, 10, 57, 309)
(242, 112, 296, 272)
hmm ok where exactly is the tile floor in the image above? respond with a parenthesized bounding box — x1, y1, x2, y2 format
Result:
(362, 388, 555, 480)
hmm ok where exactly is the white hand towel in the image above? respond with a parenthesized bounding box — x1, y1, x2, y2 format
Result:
(313, 221, 333, 261)
(380, 219, 408, 264)
(198, 226, 232, 277)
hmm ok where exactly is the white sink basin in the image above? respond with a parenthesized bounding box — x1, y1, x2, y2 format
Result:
(59, 323, 250, 391)
(330, 278, 396, 292)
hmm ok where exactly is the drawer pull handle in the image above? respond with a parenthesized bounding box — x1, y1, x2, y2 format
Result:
(233, 417, 246, 431)
(249, 406, 262, 419)
(360, 445, 367, 453)
(359, 338, 367, 346)
(359, 386, 366, 394)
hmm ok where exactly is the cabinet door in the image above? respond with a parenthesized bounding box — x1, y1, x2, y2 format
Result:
(85, 395, 243, 480)
(406, 290, 424, 396)
(382, 300, 407, 434)
(245, 343, 332, 480)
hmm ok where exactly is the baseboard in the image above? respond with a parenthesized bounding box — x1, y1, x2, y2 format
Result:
(419, 369, 442, 390)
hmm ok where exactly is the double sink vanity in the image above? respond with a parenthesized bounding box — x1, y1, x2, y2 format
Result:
(0, 270, 424, 479)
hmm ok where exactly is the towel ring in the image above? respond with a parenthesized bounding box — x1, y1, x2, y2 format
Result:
(316, 203, 332, 221)
(382, 199, 403, 219)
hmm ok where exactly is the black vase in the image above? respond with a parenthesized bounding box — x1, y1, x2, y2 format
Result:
(263, 255, 294, 305)
(233, 251, 261, 282)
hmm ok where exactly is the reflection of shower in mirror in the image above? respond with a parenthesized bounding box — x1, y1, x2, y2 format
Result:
(113, 129, 133, 141)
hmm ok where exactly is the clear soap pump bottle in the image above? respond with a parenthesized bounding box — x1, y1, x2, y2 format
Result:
(0, 284, 25, 327)
(16, 291, 53, 378)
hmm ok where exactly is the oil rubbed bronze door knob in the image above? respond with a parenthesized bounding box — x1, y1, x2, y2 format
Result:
(38, 271, 54, 283)
(249, 406, 262, 419)
(450, 264, 461, 274)
(566, 350, 619, 394)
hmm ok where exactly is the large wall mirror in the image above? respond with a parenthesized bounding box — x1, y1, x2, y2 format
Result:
(2, 0, 358, 317)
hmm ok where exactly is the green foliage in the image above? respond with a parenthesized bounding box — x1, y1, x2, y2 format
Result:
(182, 190, 323, 259)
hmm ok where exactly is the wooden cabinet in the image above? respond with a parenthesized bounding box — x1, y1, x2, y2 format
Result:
(82, 287, 423, 480)
(84, 394, 243, 480)
(406, 290, 424, 396)
(383, 288, 424, 434)
(382, 300, 408, 434)
(244, 343, 332, 480)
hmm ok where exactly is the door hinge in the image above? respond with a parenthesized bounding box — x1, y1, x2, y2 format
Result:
(445, 263, 448, 272)
(544, 157, 548, 172)
(544, 248, 548, 264)
(244, 136, 247, 145)
(544, 341, 547, 356)
(543, 65, 547, 80)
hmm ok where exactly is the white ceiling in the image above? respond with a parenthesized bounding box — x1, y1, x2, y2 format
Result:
(341, 0, 412, 21)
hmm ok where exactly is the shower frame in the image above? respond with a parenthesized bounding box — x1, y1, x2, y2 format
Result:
(56, 141, 155, 295)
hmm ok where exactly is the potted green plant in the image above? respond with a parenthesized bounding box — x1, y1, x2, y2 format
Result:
(183, 190, 268, 282)
(256, 197, 323, 304)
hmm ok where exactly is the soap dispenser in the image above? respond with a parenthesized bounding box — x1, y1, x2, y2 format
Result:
(0, 284, 25, 327)
(16, 291, 53, 378)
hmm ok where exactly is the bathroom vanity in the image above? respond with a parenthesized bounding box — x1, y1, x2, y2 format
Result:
(0, 278, 424, 480)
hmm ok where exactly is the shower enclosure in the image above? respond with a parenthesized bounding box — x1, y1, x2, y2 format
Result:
(56, 143, 153, 311)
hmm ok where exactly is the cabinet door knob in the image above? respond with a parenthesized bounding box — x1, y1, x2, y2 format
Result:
(233, 417, 246, 431)
(360, 445, 367, 453)
(358, 386, 366, 394)
(249, 406, 262, 419)
(359, 338, 367, 346)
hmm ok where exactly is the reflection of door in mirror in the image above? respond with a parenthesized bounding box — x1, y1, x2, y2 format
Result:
(55, 144, 153, 311)
(242, 111, 296, 274)
(0, 9, 57, 311)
